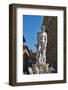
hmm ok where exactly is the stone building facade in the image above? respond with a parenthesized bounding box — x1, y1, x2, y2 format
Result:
(23, 36, 36, 74)
(42, 16, 57, 72)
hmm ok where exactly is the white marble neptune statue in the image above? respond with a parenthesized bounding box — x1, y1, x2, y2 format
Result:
(27, 25, 56, 74)
(37, 25, 47, 64)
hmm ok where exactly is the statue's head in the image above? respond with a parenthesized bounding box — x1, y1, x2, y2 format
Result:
(41, 25, 46, 32)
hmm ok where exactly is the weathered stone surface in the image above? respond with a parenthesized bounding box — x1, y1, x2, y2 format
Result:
(42, 16, 57, 72)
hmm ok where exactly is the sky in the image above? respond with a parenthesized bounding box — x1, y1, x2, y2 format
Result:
(23, 15, 44, 52)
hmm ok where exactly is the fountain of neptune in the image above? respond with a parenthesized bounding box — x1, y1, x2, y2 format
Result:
(28, 25, 55, 74)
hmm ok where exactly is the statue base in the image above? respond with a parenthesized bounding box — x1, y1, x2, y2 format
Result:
(32, 62, 50, 74)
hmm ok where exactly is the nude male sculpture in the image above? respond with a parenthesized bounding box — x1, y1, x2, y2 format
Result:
(37, 25, 47, 64)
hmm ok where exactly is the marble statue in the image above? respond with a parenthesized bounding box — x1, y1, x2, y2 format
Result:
(37, 25, 47, 64)
(27, 25, 55, 74)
